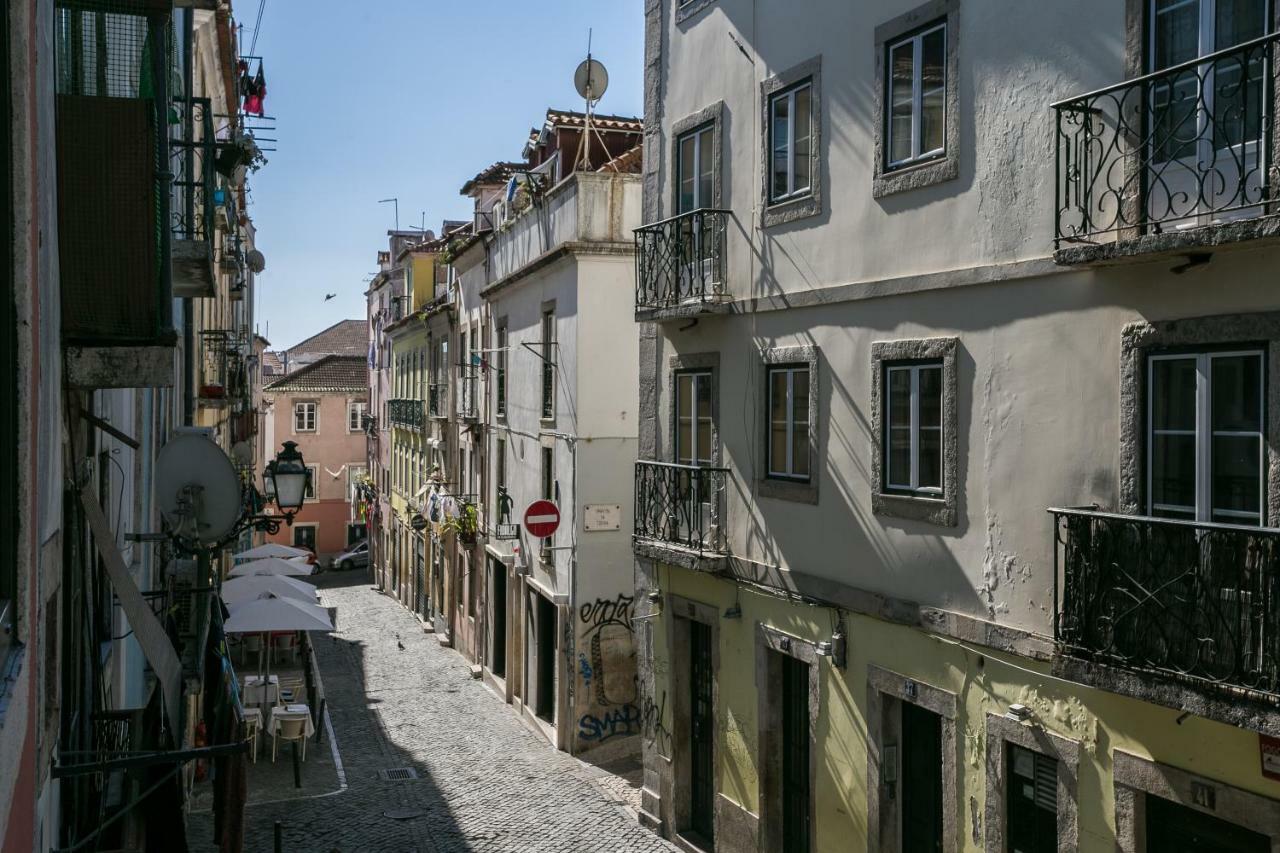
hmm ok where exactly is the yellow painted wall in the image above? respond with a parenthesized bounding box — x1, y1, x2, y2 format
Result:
(652, 565, 1279, 852)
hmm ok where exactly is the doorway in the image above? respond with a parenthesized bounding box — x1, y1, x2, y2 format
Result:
(535, 592, 556, 723)
(688, 620, 715, 845)
(1146, 793, 1269, 853)
(491, 559, 507, 678)
(346, 523, 366, 546)
(780, 653, 810, 853)
(292, 524, 316, 553)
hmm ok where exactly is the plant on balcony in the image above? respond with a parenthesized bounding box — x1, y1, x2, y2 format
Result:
(440, 502, 478, 545)
(215, 132, 268, 179)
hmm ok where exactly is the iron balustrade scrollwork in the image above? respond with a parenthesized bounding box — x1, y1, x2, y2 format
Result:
(635, 208, 730, 310)
(388, 398, 424, 431)
(457, 373, 477, 419)
(634, 460, 729, 553)
(1054, 33, 1279, 248)
(170, 96, 216, 242)
(1050, 506, 1280, 704)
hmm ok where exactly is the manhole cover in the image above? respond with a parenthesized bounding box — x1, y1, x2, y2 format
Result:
(383, 808, 425, 820)
(378, 767, 419, 781)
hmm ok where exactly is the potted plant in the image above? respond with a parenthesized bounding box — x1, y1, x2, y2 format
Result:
(215, 132, 268, 179)
(441, 502, 478, 544)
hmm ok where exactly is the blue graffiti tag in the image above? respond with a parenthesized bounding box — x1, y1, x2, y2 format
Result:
(579, 652, 594, 686)
(578, 704, 641, 742)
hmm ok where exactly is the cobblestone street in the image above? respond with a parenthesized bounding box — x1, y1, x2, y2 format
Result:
(187, 570, 676, 853)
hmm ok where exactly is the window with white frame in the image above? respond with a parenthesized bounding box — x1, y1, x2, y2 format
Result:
(767, 366, 811, 480)
(884, 362, 943, 494)
(675, 371, 714, 467)
(294, 401, 317, 433)
(305, 464, 318, 500)
(1148, 349, 1264, 524)
(769, 80, 814, 203)
(886, 21, 946, 169)
(348, 400, 366, 432)
(678, 124, 715, 214)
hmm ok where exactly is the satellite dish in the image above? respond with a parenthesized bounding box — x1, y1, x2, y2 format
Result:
(156, 428, 243, 545)
(246, 249, 266, 273)
(574, 58, 609, 103)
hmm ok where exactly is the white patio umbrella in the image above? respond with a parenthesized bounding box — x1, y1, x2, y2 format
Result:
(233, 542, 310, 562)
(224, 592, 335, 681)
(221, 575, 319, 608)
(227, 556, 315, 578)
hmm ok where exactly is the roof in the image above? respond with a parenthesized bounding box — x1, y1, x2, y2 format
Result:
(460, 161, 529, 196)
(284, 319, 368, 360)
(599, 143, 643, 174)
(261, 351, 284, 375)
(543, 109, 643, 134)
(264, 355, 367, 393)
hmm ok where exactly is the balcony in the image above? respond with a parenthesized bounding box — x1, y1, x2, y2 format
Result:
(634, 209, 730, 317)
(457, 373, 478, 420)
(428, 383, 447, 419)
(1050, 506, 1280, 708)
(388, 399, 424, 431)
(633, 461, 729, 571)
(1054, 33, 1280, 265)
(170, 96, 218, 298)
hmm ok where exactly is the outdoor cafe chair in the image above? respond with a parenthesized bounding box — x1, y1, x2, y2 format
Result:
(272, 715, 308, 764)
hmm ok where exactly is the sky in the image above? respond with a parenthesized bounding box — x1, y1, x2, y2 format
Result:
(242, 0, 645, 350)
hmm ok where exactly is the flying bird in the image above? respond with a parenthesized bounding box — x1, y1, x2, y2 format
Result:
(324, 293, 336, 301)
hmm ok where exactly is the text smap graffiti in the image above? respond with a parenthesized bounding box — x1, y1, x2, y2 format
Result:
(579, 594, 636, 707)
(578, 704, 641, 742)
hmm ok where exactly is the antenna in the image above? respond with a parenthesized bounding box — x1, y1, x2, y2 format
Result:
(378, 197, 399, 230)
(573, 30, 610, 172)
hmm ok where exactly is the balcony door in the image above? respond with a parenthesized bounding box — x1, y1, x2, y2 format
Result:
(676, 125, 717, 296)
(1148, 0, 1269, 227)
(675, 370, 715, 547)
(1148, 350, 1264, 524)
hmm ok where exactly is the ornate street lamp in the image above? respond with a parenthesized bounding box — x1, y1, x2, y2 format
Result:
(265, 440, 308, 522)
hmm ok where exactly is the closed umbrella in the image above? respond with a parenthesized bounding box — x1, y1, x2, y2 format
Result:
(233, 543, 310, 561)
(221, 575, 318, 608)
(228, 556, 314, 578)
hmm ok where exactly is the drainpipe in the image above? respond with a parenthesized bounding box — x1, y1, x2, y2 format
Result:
(181, 8, 194, 426)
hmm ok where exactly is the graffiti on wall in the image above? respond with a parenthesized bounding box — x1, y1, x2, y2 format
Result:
(641, 690, 671, 754)
(578, 594, 636, 707)
(578, 704, 642, 742)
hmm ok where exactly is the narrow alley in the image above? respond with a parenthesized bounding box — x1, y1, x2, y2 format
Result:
(186, 569, 676, 853)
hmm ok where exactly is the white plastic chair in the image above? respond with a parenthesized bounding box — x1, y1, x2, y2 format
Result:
(272, 633, 299, 664)
(242, 710, 262, 763)
(241, 634, 264, 670)
(273, 716, 308, 764)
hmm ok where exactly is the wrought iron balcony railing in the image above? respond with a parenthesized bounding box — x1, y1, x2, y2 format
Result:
(388, 398, 424, 431)
(634, 461, 729, 554)
(635, 209, 730, 311)
(1054, 33, 1279, 248)
(428, 383, 447, 419)
(1050, 506, 1280, 705)
(457, 373, 478, 419)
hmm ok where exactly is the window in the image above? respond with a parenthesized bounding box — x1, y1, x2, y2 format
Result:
(348, 400, 366, 432)
(886, 22, 947, 169)
(769, 81, 813, 203)
(541, 446, 554, 557)
(1148, 350, 1264, 524)
(1006, 744, 1057, 853)
(676, 371, 714, 466)
(292, 524, 317, 552)
(541, 309, 555, 419)
(304, 465, 318, 500)
(495, 437, 508, 522)
(496, 324, 507, 417)
(294, 401, 317, 433)
(678, 124, 715, 214)
(884, 363, 943, 495)
(767, 366, 811, 480)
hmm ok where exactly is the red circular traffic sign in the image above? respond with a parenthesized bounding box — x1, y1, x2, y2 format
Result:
(523, 500, 561, 538)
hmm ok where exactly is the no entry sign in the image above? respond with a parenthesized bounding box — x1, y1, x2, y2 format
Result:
(523, 500, 561, 538)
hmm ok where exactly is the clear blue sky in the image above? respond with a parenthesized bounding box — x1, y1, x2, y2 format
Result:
(244, 0, 644, 350)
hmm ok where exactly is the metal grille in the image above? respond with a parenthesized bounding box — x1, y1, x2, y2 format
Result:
(635, 209, 729, 310)
(689, 620, 715, 842)
(54, 0, 171, 344)
(780, 654, 810, 853)
(378, 767, 419, 781)
(634, 460, 729, 553)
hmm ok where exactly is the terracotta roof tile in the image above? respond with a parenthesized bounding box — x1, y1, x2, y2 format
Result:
(264, 355, 367, 393)
(460, 161, 529, 195)
(284, 319, 368, 361)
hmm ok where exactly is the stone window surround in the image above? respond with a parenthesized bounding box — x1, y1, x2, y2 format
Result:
(1112, 750, 1280, 852)
(865, 665, 960, 853)
(669, 101, 726, 216)
(666, 594, 722, 853)
(759, 345, 819, 505)
(760, 56, 823, 228)
(667, 352, 721, 466)
(870, 337, 959, 527)
(1119, 311, 1280, 521)
(676, 0, 717, 25)
(540, 299, 557, 425)
(872, 0, 961, 199)
(984, 713, 1080, 853)
(755, 623, 821, 853)
(293, 399, 318, 434)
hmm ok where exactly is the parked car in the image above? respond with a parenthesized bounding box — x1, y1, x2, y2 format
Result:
(331, 540, 368, 572)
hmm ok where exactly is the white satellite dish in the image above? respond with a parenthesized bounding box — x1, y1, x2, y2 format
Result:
(156, 428, 243, 545)
(574, 58, 609, 103)
(245, 249, 266, 273)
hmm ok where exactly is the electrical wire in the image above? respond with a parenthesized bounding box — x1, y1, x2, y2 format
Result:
(248, 0, 266, 57)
